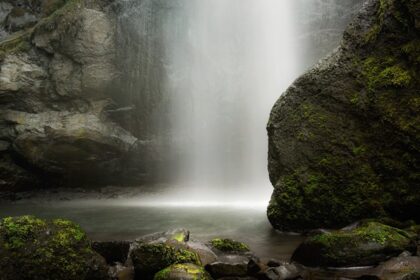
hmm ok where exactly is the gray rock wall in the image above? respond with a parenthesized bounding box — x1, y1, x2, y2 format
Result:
(0, 0, 140, 190)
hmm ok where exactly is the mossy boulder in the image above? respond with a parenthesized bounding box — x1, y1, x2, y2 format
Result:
(130, 242, 201, 280)
(154, 263, 212, 280)
(0, 215, 109, 280)
(209, 238, 250, 253)
(291, 222, 416, 267)
(267, 0, 420, 231)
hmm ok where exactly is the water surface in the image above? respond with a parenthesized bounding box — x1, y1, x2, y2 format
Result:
(0, 199, 303, 260)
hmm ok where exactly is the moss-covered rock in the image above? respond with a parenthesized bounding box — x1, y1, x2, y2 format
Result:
(209, 238, 250, 253)
(130, 242, 201, 280)
(291, 222, 416, 267)
(267, 0, 420, 232)
(154, 263, 212, 280)
(0, 215, 109, 280)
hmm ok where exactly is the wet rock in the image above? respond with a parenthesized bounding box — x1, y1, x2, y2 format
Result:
(267, 0, 420, 231)
(376, 254, 420, 280)
(154, 263, 212, 280)
(292, 222, 416, 267)
(92, 240, 131, 264)
(0, 215, 110, 280)
(136, 228, 190, 244)
(186, 240, 218, 266)
(402, 272, 420, 280)
(205, 255, 249, 278)
(7, 110, 137, 177)
(4, 7, 38, 32)
(266, 259, 282, 268)
(261, 263, 302, 280)
(247, 258, 263, 275)
(130, 242, 200, 280)
(109, 262, 134, 280)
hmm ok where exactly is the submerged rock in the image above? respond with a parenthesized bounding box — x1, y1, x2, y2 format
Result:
(154, 263, 212, 280)
(0, 215, 109, 280)
(267, 0, 420, 231)
(291, 222, 416, 267)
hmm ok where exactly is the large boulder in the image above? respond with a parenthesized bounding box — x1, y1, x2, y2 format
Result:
(291, 221, 416, 267)
(0, 215, 109, 280)
(267, 0, 420, 231)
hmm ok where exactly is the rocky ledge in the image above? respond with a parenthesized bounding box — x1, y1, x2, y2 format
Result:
(1, 215, 420, 280)
(267, 0, 420, 231)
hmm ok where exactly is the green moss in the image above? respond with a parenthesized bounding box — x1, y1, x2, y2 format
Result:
(131, 242, 201, 280)
(311, 222, 409, 246)
(364, 0, 410, 43)
(362, 57, 412, 90)
(1, 215, 46, 249)
(294, 222, 415, 267)
(154, 264, 211, 280)
(268, 156, 385, 231)
(402, 40, 420, 64)
(0, 216, 100, 280)
(352, 145, 367, 156)
(171, 232, 187, 243)
(210, 238, 249, 252)
(154, 266, 171, 280)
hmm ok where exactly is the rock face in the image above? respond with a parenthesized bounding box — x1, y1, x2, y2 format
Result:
(0, 0, 146, 191)
(267, 0, 420, 231)
(0, 215, 109, 280)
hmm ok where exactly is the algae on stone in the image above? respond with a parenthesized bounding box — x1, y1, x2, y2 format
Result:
(130, 242, 201, 280)
(0, 215, 109, 280)
(154, 263, 212, 280)
(291, 221, 416, 267)
(209, 238, 250, 253)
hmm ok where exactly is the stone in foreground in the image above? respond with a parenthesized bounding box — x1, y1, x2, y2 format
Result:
(154, 263, 212, 280)
(130, 242, 201, 280)
(292, 222, 416, 267)
(0, 215, 109, 280)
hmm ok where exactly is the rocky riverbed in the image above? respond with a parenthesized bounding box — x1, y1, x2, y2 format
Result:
(0, 215, 419, 280)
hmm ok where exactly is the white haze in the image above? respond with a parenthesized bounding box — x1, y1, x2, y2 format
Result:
(165, 0, 298, 204)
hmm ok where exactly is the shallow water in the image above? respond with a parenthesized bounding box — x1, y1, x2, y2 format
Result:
(0, 199, 303, 260)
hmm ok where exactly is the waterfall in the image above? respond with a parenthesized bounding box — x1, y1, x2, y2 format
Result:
(165, 0, 297, 202)
(113, 0, 363, 203)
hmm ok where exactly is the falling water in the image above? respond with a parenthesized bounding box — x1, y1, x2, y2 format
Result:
(165, 0, 297, 203)
(112, 0, 364, 204)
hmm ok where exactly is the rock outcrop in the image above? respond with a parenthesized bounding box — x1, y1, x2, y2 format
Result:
(267, 0, 420, 231)
(0, 0, 143, 191)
